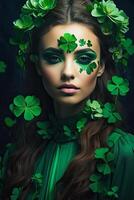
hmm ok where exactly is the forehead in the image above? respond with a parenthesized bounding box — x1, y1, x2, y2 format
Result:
(40, 23, 100, 53)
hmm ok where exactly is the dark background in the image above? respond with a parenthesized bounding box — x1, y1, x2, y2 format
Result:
(0, 0, 134, 151)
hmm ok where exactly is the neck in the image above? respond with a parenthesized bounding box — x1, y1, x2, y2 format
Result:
(53, 99, 87, 120)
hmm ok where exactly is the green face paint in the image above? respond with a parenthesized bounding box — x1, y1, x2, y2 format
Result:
(75, 49, 97, 74)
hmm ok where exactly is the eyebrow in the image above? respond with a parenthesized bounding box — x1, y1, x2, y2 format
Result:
(41, 47, 93, 55)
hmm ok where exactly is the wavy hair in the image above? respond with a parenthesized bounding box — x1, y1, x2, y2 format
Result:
(2, 0, 123, 199)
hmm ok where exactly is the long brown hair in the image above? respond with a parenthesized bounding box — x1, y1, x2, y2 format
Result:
(2, 0, 122, 199)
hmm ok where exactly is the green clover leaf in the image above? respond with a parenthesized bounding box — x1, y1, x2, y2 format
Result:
(88, 0, 129, 35)
(95, 147, 109, 160)
(107, 186, 119, 198)
(83, 99, 103, 119)
(57, 33, 78, 53)
(102, 103, 122, 123)
(79, 39, 86, 47)
(9, 95, 42, 121)
(87, 40, 92, 47)
(4, 117, 16, 128)
(122, 38, 134, 55)
(13, 15, 34, 30)
(31, 172, 43, 186)
(76, 117, 88, 133)
(0, 61, 6, 73)
(97, 163, 111, 175)
(107, 75, 129, 96)
(89, 174, 103, 193)
(10, 187, 22, 200)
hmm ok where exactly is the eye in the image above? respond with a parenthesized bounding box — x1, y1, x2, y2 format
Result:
(41, 53, 63, 65)
(48, 55, 63, 64)
(76, 55, 93, 65)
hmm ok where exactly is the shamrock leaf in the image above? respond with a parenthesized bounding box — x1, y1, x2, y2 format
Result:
(88, 0, 129, 34)
(36, 121, 52, 139)
(83, 99, 103, 119)
(107, 75, 129, 96)
(87, 40, 92, 47)
(122, 38, 134, 55)
(95, 147, 109, 160)
(10, 187, 22, 200)
(9, 95, 42, 121)
(31, 172, 43, 186)
(102, 103, 122, 123)
(0, 61, 6, 73)
(13, 15, 34, 31)
(4, 117, 16, 128)
(97, 163, 111, 175)
(76, 117, 87, 133)
(107, 186, 119, 198)
(89, 174, 103, 193)
(79, 39, 86, 46)
(58, 33, 78, 53)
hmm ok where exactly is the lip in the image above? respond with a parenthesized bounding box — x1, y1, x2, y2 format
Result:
(58, 84, 80, 89)
(58, 84, 80, 94)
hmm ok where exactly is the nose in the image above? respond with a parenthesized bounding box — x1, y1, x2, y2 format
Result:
(61, 57, 75, 81)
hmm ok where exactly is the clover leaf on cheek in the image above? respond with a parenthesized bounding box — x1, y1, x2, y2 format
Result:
(57, 33, 78, 53)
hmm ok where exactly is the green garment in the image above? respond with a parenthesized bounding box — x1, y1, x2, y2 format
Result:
(1, 111, 134, 200)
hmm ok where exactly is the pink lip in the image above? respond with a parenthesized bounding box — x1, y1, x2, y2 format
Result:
(58, 83, 80, 94)
(58, 84, 79, 89)
(59, 87, 80, 94)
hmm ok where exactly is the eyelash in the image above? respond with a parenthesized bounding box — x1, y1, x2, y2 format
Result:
(42, 54, 93, 65)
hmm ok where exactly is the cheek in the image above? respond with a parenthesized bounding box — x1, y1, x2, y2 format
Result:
(40, 67, 59, 85)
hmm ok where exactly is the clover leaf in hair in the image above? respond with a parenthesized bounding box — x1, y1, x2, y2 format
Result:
(57, 33, 78, 53)
(87, 0, 129, 35)
(13, 15, 34, 31)
(107, 186, 119, 198)
(89, 174, 103, 193)
(102, 103, 122, 123)
(9, 95, 42, 121)
(83, 99, 103, 119)
(107, 75, 129, 96)
(0, 61, 6, 73)
(4, 117, 16, 128)
(76, 117, 88, 133)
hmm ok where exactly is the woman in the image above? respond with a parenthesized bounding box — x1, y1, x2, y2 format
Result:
(1, 0, 134, 199)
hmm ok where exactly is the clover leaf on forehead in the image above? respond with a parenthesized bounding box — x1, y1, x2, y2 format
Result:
(86, 0, 129, 35)
(57, 33, 78, 53)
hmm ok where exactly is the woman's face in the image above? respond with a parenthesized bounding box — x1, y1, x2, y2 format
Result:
(38, 23, 104, 110)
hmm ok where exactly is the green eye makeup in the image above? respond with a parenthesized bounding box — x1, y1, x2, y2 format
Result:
(40, 49, 64, 64)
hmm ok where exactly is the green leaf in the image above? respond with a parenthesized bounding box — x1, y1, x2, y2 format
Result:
(0, 61, 6, 73)
(4, 117, 16, 128)
(10, 187, 22, 200)
(13, 15, 34, 30)
(95, 147, 109, 160)
(31, 172, 43, 186)
(76, 117, 87, 132)
(97, 163, 111, 175)
(79, 39, 86, 46)
(58, 33, 78, 53)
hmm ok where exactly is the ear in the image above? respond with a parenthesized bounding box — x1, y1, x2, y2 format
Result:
(97, 60, 105, 77)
